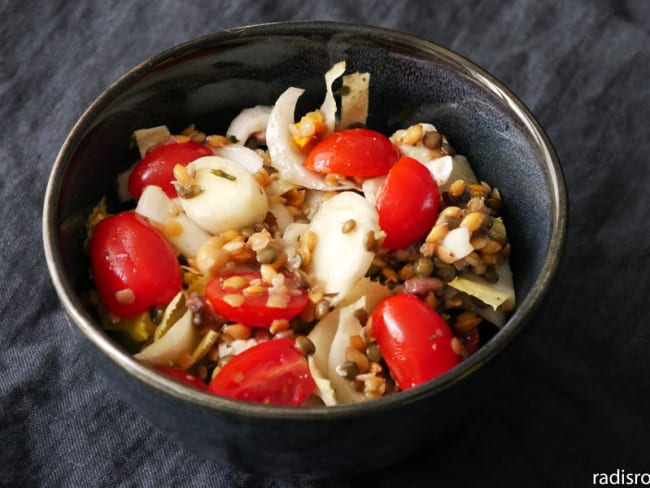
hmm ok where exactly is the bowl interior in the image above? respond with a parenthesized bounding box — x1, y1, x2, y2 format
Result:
(46, 22, 566, 412)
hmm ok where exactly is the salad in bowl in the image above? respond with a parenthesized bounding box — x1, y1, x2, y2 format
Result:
(86, 61, 516, 407)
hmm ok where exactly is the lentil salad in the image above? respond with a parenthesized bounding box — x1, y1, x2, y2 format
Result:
(86, 61, 515, 406)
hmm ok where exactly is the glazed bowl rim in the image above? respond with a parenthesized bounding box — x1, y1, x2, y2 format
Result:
(42, 20, 567, 420)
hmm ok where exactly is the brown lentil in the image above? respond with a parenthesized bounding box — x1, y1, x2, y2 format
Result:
(337, 360, 360, 380)
(313, 299, 330, 320)
(454, 311, 482, 334)
(295, 335, 316, 356)
(413, 257, 434, 277)
(365, 342, 382, 362)
(341, 219, 356, 234)
(423, 130, 442, 149)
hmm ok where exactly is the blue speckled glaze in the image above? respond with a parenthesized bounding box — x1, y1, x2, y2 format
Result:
(43, 21, 567, 479)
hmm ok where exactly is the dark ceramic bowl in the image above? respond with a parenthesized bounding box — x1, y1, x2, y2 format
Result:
(43, 21, 567, 479)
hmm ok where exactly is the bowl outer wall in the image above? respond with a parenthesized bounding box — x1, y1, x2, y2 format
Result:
(42, 21, 567, 478)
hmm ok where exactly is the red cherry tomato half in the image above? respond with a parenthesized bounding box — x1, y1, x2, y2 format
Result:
(128, 140, 213, 199)
(209, 338, 316, 406)
(90, 211, 183, 317)
(157, 366, 208, 391)
(304, 128, 399, 177)
(372, 294, 461, 390)
(205, 272, 309, 328)
(375, 156, 440, 249)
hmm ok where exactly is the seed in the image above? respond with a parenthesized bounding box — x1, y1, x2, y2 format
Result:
(468, 184, 488, 198)
(274, 329, 295, 339)
(269, 319, 290, 335)
(482, 239, 503, 254)
(243, 285, 267, 296)
(284, 188, 305, 207)
(190, 131, 206, 143)
(173, 164, 194, 186)
(266, 294, 289, 309)
(219, 229, 239, 242)
(259, 263, 277, 284)
(223, 294, 244, 307)
(423, 130, 442, 149)
(222, 275, 248, 290)
(448, 179, 466, 198)
(365, 342, 382, 362)
(314, 299, 331, 320)
(445, 292, 463, 309)
(464, 251, 482, 268)
(454, 311, 482, 333)
(349, 334, 365, 351)
(341, 219, 356, 233)
(176, 352, 194, 370)
(224, 323, 252, 340)
(404, 124, 423, 145)
(364, 231, 377, 251)
(451, 337, 463, 356)
(269, 249, 288, 271)
(167, 202, 181, 217)
(181, 124, 196, 136)
(325, 173, 343, 186)
(301, 230, 317, 252)
(440, 206, 462, 220)
(466, 196, 487, 213)
(413, 257, 434, 277)
(471, 235, 489, 250)
(424, 292, 438, 309)
(295, 335, 316, 356)
(115, 288, 135, 305)
(206, 134, 230, 148)
(195, 241, 229, 277)
(254, 167, 271, 187)
(172, 134, 191, 144)
(336, 361, 360, 381)
(208, 347, 220, 363)
(223, 239, 246, 255)
(460, 212, 486, 233)
(308, 289, 324, 305)
(382, 266, 400, 283)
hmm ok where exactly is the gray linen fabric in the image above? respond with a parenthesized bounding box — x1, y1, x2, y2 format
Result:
(1, 0, 649, 486)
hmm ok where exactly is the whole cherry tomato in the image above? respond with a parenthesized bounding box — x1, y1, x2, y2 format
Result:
(90, 211, 183, 317)
(128, 140, 213, 199)
(205, 272, 309, 328)
(157, 366, 208, 391)
(209, 338, 316, 406)
(375, 156, 439, 249)
(304, 128, 399, 177)
(372, 293, 461, 390)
